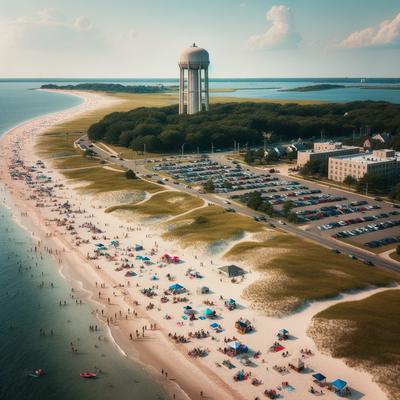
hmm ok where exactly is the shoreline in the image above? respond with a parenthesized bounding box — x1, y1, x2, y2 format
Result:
(0, 89, 394, 400)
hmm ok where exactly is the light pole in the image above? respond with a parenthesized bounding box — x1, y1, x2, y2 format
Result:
(181, 143, 185, 157)
(211, 142, 214, 154)
(233, 140, 236, 153)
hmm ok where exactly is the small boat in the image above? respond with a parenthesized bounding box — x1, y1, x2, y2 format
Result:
(80, 372, 97, 379)
(28, 368, 45, 378)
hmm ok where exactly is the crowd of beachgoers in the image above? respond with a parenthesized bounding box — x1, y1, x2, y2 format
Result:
(0, 90, 390, 400)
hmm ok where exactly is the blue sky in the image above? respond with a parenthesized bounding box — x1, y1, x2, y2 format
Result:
(0, 0, 399, 77)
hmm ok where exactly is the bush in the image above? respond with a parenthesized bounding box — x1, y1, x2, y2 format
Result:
(195, 216, 208, 224)
(344, 175, 358, 186)
(203, 180, 215, 193)
(125, 169, 137, 179)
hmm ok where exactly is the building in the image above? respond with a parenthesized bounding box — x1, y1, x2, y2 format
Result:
(178, 43, 210, 115)
(219, 265, 246, 278)
(328, 149, 400, 182)
(297, 141, 360, 168)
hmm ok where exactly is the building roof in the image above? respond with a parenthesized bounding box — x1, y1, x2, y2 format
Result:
(298, 145, 359, 155)
(219, 264, 246, 277)
(330, 150, 400, 164)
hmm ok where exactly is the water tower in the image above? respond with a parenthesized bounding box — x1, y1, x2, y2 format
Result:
(178, 43, 210, 114)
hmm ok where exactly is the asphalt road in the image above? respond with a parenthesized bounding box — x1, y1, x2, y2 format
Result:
(77, 136, 400, 274)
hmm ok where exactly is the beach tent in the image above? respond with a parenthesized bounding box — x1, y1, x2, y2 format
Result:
(331, 379, 347, 391)
(151, 275, 158, 280)
(229, 341, 242, 350)
(169, 283, 184, 291)
(312, 373, 326, 382)
(134, 244, 143, 251)
(200, 286, 209, 294)
(203, 308, 214, 316)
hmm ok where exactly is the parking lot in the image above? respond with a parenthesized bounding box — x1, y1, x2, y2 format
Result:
(151, 155, 400, 253)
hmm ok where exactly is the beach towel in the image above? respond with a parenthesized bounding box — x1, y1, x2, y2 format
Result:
(274, 345, 285, 352)
(199, 316, 206, 320)
(181, 315, 188, 320)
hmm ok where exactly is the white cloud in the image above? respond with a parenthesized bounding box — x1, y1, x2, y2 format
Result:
(339, 12, 400, 48)
(74, 16, 93, 31)
(248, 5, 300, 49)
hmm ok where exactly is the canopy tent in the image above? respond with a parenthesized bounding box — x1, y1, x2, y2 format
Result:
(312, 373, 326, 382)
(229, 341, 242, 350)
(169, 283, 184, 291)
(331, 379, 347, 391)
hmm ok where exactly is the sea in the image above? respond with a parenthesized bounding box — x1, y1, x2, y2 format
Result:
(0, 78, 399, 399)
(0, 83, 166, 400)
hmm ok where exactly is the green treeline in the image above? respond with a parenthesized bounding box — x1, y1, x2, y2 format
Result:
(87, 101, 400, 153)
(40, 83, 176, 93)
(281, 84, 345, 92)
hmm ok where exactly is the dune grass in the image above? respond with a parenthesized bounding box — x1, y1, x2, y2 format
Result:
(163, 205, 263, 244)
(309, 289, 400, 400)
(61, 165, 162, 194)
(225, 234, 398, 315)
(52, 155, 104, 170)
(390, 251, 400, 262)
(106, 190, 204, 217)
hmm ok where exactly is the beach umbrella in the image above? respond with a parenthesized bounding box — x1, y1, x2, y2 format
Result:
(169, 283, 183, 291)
(279, 328, 289, 335)
(203, 308, 214, 316)
(142, 256, 150, 261)
(330, 379, 347, 391)
(312, 373, 326, 382)
(183, 305, 192, 310)
(95, 243, 105, 247)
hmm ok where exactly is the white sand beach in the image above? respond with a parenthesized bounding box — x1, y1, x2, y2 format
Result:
(0, 89, 393, 400)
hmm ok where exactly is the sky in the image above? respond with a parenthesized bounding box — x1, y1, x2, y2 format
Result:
(0, 0, 399, 78)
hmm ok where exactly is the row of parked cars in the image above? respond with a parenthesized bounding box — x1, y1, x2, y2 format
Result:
(154, 158, 278, 193)
(332, 219, 400, 239)
(365, 236, 400, 248)
(300, 202, 377, 223)
(316, 209, 398, 230)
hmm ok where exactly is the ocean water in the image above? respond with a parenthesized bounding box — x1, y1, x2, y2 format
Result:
(2, 78, 399, 103)
(0, 84, 166, 400)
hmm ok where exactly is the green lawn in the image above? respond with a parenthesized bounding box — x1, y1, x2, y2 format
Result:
(390, 251, 400, 262)
(163, 205, 263, 245)
(310, 289, 400, 400)
(225, 234, 398, 315)
(106, 190, 204, 217)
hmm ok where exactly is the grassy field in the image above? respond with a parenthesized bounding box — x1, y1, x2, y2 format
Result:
(52, 155, 105, 170)
(309, 289, 400, 400)
(225, 233, 398, 315)
(106, 190, 204, 217)
(390, 251, 400, 262)
(61, 164, 162, 194)
(163, 205, 263, 245)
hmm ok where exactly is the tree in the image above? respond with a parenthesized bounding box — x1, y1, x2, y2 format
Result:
(203, 180, 215, 193)
(343, 175, 357, 186)
(84, 148, 94, 157)
(282, 200, 295, 216)
(397, 245, 400, 256)
(356, 173, 392, 195)
(258, 200, 274, 216)
(195, 216, 208, 224)
(389, 183, 400, 201)
(246, 191, 263, 210)
(287, 212, 298, 223)
(300, 160, 328, 177)
(244, 150, 255, 164)
(125, 169, 137, 179)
